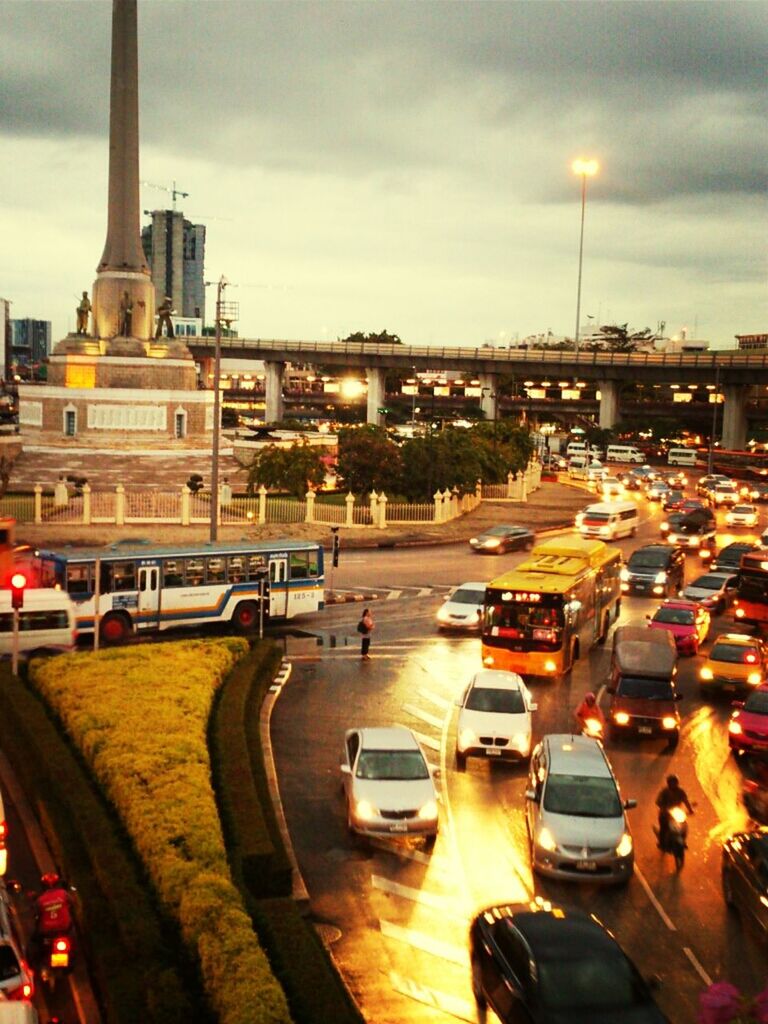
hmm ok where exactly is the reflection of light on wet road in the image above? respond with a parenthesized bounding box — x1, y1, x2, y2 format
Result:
(687, 705, 750, 842)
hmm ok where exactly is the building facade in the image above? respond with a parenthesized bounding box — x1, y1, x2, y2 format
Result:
(10, 318, 51, 368)
(141, 210, 206, 322)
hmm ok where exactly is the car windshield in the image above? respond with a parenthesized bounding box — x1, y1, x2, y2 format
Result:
(710, 643, 759, 665)
(733, 506, 754, 514)
(538, 954, 646, 1011)
(0, 944, 21, 981)
(584, 512, 611, 522)
(451, 589, 483, 605)
(543, 774, 622, 818)
(688, 576, 726, 591)
(719, 547, 753, 565)
(629, 550, 668, 569)
(653, 608, 695, 626)
(744, 692, 768, 715)
(617, 676, 674, 700)
(485, 526, 518, 537)
(465, 687, 525, 714)
(356, 750, 429, 781)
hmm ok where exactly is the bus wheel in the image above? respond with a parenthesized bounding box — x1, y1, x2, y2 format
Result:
(597, 614, 609, 645)
(232, 601, 258, 633)
(100, 613, 130, 645)
(615, 600, 622, 620)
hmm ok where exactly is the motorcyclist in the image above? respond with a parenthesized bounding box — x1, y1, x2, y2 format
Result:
(655, 774, 694, 849)
(34, 872, 74, 940)
(574, 692, 605, 735)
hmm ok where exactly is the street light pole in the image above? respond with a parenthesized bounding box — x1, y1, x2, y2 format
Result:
(209, 275, 228, 543)
(708, 363, 721, 475)
(572, 158, 599, 355)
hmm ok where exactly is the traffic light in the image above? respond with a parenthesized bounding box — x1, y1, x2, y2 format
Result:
(10, 571, 27, 610)
(331, 529, 340, 568)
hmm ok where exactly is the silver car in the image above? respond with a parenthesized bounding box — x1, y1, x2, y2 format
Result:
(340, 726, 439, 847)
(436, 581, 486, 632)
(525, 734, 635, 884)
(683, 572, 739, 613)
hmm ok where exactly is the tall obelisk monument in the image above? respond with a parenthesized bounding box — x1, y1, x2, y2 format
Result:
(91, 0, 154, 344)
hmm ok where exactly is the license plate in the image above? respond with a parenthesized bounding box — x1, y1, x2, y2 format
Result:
(723, 684, 737, 692)
(51, 953, 69, 968)
(389, 821, 408, 832)
(638, 726, 653, 735)
(576, 860, 597, 871)
(486, 748, 502, 756)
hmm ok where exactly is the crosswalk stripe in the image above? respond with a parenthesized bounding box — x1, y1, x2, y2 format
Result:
(386, 589, 402, 600)
(417, 587, 434, 597)
(389, 971, 477, 1023)
(379, 919, 468, 965)
(411, 729, 441, 752)
(372, 875, 468, 919)
(403, 703, 444, 729)
(419, 688, 452, 710)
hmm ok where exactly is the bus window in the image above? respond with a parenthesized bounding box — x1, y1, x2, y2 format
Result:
(206, 557, 226, 584)
(228, 556, 246, 584)
(163, 560, 184, 587)
(306, 550, 319, 578)
(185, 558, 205, 586)
(66, 563, 91, 595)
(111, 561, 136, 592)
(290, 552, 309, 580)
(40, 559, 62, 589)
(247, 555, 267, 580)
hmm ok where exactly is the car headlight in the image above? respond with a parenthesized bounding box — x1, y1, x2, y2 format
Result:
(735, 607, 746, 619)
(661, 520, 669, 530)
(620, 568, 630, 582)
(700, 666, 714, 680)
(729, 719, 743, 735)
(748, 672, 762, 685)
(484, 538, 500, 548)
(511, 732, 530, 751)
(613, 711, 630, 725)
(355, 799, 378, 822)
(0, 848, 6, 876)
(436, 608, 451, 623)
(615, 833, 633, 858)
(418, 799, 438, 821)
(662, 716, 677, 730)
(689, 535, 700, 546)
(458, 728, 476, 751)
(655, 571, 667, 584)
(469, 537, 478, 545)
(537, 827, 557, 852)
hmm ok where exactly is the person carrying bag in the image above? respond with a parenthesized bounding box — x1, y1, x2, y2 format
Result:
(357, 608, 374, 659)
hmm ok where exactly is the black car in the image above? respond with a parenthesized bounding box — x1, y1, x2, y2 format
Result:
(722, 828, 768, 935)
(469, 525, 534, 554)
(659, 511, 684, 538)
(470, 901, 667, 1023)
(711, 542, 760, 574)
(662, 490, 686, 512)
(621, 544, 685, 597)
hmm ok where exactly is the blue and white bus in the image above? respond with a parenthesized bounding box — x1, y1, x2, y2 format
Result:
(35, 539, 324, 643)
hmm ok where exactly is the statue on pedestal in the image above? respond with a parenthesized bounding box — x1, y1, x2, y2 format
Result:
(119, 290, 133, 337)
(155, 296, 175, 339)
(76, 291, 91, 335)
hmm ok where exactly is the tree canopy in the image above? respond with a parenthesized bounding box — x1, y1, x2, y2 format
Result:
(247, 440, 328, 498)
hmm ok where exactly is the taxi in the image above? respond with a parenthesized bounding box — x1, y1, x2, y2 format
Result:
(700, 633, 767, 695)
(647, 599, 710, 656)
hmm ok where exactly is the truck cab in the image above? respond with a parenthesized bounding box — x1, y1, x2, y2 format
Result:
(607, 626, 682, 748)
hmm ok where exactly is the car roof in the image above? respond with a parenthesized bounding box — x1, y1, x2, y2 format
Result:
(359, 727, 420, 751)
(543, 734, 612, 777)
(482, 525, 526, 534)
(721, 542, 758, 554)
(660, 599, 699, 610)
(712, 633, 760, 647)
(633, 544, 674, 555)
(451, 581, 487, 593)
(508, 908, 618, 960)
(470, 669, 525, 691)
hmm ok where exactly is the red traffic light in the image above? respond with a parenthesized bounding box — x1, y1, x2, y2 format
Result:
(10, 571, 26, 610)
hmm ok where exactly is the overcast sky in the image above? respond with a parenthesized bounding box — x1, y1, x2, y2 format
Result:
(1, 0, 766, 348)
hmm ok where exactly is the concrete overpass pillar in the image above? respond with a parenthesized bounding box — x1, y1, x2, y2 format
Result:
(598, 380, 620, 430)
(479, 374, 499, 422)
(366, 366, 386, 425)
(721, 383, 748, 451)
(264, 360, 285, 424)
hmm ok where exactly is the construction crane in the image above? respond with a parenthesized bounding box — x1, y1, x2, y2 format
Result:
(140, 180, 189, 211)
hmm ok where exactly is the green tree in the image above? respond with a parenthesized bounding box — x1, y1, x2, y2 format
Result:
(340, 329, 402, 345)
(247, 441, 328, 498)
(336, 425, 403, 495)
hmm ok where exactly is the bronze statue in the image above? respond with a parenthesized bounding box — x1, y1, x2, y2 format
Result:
(155, 295, 175, 339)
(76, 291, 91, 335)
(119, 290, 133, 336)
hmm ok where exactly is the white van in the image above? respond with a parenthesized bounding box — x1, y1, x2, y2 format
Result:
(578, 500, 639, 540)
(568, 456, 589, 480)
(567, 441, 588, 459)
(0, 589, 77, 660)
(0, 1005, 39, 1024)
(667, 447, 697, 467)
(606, 444, 644, 464)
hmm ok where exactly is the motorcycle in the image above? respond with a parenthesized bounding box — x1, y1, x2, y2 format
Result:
(578, 715, 605, 741)
(39, 930, 75, 990)
(657, 805, 688, 870)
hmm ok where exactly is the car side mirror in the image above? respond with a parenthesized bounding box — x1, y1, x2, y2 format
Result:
(430, 766, 441, 779)
(528, 701, 538, 712)
(340, 764, 351, 775)
(645, 614, 651, 621)
(624, 799, 637, 810)
(525, 788, 539, 802)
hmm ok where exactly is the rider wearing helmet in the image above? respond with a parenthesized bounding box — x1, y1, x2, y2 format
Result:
(655, 774, 694, 848)
(574, 691, 605, 733)
(35, 872, 74, 939)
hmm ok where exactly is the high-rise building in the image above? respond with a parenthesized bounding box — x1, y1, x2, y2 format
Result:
(10, 318, 51, 368)
(141, 210, 206, 323)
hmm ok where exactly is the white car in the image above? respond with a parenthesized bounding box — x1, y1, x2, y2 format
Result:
(601, 478, 626, 499)
(340, 727, 439, 847)
(455, 669, 537, 769)
(726, 504, 759, 529)
(436, 581, 486, 632)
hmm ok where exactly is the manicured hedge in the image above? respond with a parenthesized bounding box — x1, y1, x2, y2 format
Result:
(0, 666, 200, 1024)
(30, 640, 292, 1024)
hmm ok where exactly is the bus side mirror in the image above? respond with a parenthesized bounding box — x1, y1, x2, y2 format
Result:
(525, 788, 538, 802)
(340, 764, 351, 776)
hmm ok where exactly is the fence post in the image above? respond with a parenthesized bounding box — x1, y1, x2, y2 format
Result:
(506, 471, 515, 498)
(82, 483, 91, 526)
(180, 485, 191, 526)
(258, 485, 267, 524)
(518, 470, 527, 502)
(305, 489, 316, 523)
(476, 479, 482, 503)
(378, 493, 388, 529)
(369, 490, 378, 526)
(33, 484, 42, 524)
(433, 490, 443, 523)
(441, 488, 451, 521)
(345, 492, 355, 527)
(451, 487, 460, 518)
(115, 484, 125, 526)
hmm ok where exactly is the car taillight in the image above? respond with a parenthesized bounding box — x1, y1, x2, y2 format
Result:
(7, 979, 34, 1001)
(0, 819, 6, 841)
(54, 937, 71, 954)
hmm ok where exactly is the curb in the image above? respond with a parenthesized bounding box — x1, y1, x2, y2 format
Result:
(259, 659, 311, 909)
(325, 592, 379, 604)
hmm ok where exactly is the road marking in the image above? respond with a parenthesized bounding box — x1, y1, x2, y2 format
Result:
(683, 946, 713, 986)
(418, 587, 434, 597)
(379, 919, 468, 965)
(389, 971, 477, 1023)
(372, 875, 467, 918)
(419, 688, 453, 710)
(403, 703, 444, 730)
(412, 729, 441, 752)
(634, 864, 677, 931)
(386, 589, 402, 600)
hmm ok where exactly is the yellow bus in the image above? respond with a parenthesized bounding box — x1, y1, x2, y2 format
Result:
(481, 535, 622, 677)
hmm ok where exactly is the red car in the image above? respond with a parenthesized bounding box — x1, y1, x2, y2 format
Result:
(730, 685, 768, 756)
(647, 599, 710, 656)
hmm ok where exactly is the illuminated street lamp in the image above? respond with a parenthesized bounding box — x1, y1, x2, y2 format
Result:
(572, 158, 599, 355)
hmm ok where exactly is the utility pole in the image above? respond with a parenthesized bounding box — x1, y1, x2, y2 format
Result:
(206, 276, 238, 542)
(707, 363, 721, 476)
